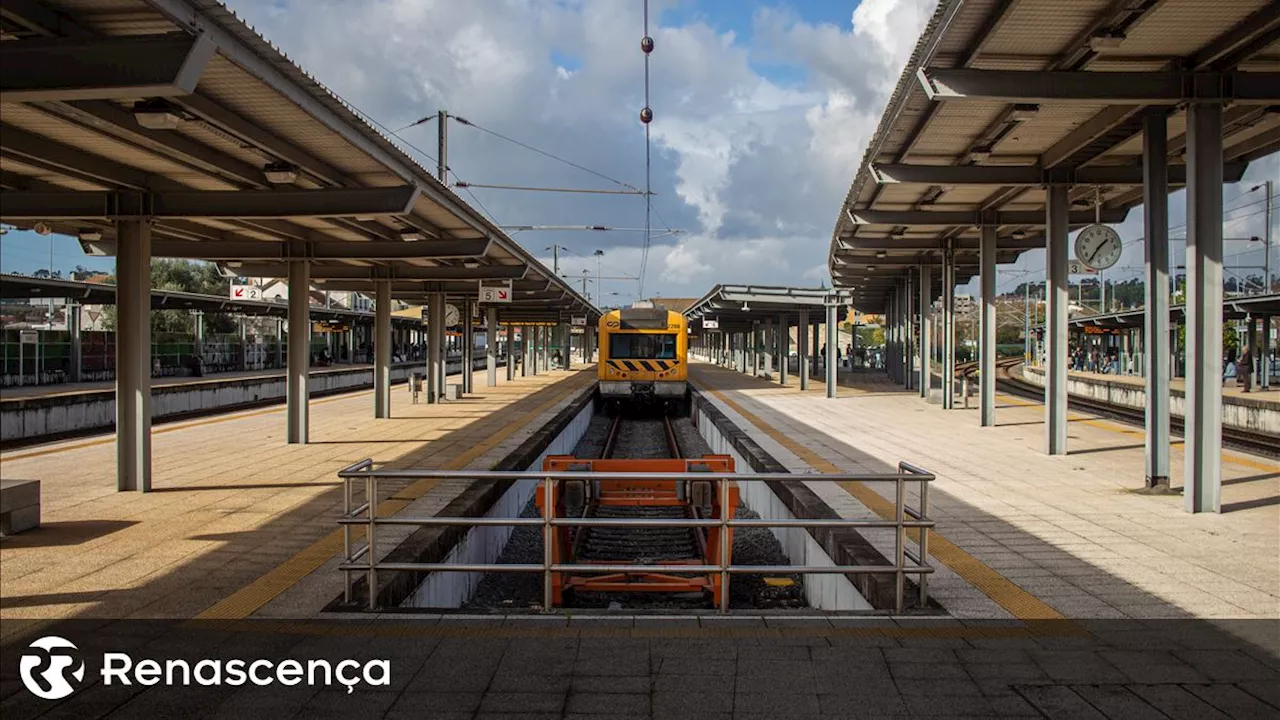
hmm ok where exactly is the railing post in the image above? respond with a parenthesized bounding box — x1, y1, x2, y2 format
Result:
(367, 473, 378, 611)
(894, 468, 905, 614)
(543, 477, 554, 612)
(719, 476, 730, 613)
(918, 471, 930, 608)
(343, 474, 353, 605)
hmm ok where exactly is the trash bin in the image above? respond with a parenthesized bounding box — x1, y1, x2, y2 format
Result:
(409, 372, 423, 403)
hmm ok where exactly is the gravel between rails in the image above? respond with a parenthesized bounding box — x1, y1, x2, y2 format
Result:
(460, 415, 806, 611)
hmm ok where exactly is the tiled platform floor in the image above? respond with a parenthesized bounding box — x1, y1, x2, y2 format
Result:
(0, 367, 593, 631)
(691, 362, 1279, 626)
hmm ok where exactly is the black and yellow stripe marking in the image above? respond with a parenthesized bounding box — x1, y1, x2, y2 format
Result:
(605, 359, 680, 374)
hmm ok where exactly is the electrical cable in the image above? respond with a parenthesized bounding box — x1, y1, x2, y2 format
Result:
(455, 117, 644, 194)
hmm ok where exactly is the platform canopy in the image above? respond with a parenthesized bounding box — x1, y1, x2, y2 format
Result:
(1046, 291, 1280, 330)
(0, 273, 426, 324)
(0, 0, 599, 325)
(829, 0, 1280, 311)
(683, 285, 851, 332)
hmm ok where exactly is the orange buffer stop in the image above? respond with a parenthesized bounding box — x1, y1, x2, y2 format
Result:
(536, 455, 739, 608)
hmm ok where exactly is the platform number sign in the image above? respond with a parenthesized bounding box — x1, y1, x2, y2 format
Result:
(702, 319, 719, 330)
(571, 316, 587, 326)
(229, 285, 262, 300)
(479, 280, 512, 304)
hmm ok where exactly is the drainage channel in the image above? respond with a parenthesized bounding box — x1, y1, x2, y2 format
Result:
(331, 385, 932, 614)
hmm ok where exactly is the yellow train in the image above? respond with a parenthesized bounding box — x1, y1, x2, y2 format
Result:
(597, 306, 690, 414)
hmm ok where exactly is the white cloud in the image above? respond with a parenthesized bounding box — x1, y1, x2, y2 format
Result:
(223, 0, 937, 300)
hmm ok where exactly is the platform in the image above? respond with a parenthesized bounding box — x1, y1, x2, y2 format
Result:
(0, 367, 593, 632)
(690, 363, 1280, 623)
(1060, 366, 1278, 400)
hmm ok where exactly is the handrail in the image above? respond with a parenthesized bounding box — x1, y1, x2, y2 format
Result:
(338, 459, 935, 613)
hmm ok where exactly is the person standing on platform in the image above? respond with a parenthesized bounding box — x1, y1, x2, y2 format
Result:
(1238, 347, 1253, 393)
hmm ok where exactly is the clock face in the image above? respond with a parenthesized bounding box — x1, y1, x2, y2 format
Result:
(445, 303, 460, 327)
(1074, 224, 1122, 271)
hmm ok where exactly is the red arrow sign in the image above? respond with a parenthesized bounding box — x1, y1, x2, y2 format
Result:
(497, 290, 508, 300)
(233, 287, 244, 297)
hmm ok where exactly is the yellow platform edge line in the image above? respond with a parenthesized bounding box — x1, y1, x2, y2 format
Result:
(699, 380, 1067, 623)
(193, 373, 593, 622)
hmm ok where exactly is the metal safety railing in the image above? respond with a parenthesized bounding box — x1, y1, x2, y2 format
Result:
(337, 461, 935, 613)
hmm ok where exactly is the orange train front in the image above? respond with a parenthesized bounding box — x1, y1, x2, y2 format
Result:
(596, 305, 691, 414)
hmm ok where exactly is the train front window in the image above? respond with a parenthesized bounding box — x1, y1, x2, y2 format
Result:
(610, 333, 677, 359)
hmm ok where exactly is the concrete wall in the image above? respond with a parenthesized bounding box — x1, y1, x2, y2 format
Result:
(1019, 365, 1280, 436)
(1, 358, 502, 444)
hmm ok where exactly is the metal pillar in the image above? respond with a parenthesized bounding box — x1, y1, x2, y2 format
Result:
(1261, 316, 1271, 390)
(1143, 109, 1171, 488)
(798, 311, 810, 391)
(1045, 185, 1070, 455)
(521, 326, 530, 376)
(778, 314, 789, 385)
(825, 303, 838, 398)
(1184, 101, 1224, 513)
(980, 225, 997, 426)
(941, 243, 956, 408)
(374, 280, 391, 418)
(286, 259, 310, 443)
(275, 317, 283, 369)
(504, 323, 515, 381)
(68, 303, 81, 382)
(426, 293, 442, 403)
(486, 307, 498, 386)
(462, 299, 474, 393)
(762, 317, 773, 378)
(904, 278, 914, 391)
(115, 219, 151, 491)
(919, 263, 931, 398)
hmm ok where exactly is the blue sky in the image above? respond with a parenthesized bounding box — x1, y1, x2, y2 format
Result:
(1, 0, 1276, 302)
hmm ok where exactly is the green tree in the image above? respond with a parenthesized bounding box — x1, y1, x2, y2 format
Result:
(101, 259, 235, 333)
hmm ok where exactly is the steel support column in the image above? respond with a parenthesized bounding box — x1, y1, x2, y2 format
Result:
(1261, 316, 1271, 390)
(798, 311, 810, 391)
(1045, 185, 1070, 455)
(68, 303, 81, 382)
(826, 303, 838, 398)
(506, 324, 516, 381)
(115, 219, 151, 491)
(904, 278, 914, 391)
(919, 263, 931, 397)
(521, 326, 529, 376)
(286, 259, 310, 443)
(486, 307, 498, 386)
(1143, 110, 1172, 488)
(426, 293, 442, 403)
(374, 280, 391, 418)
(980, 225, 997, 426)
(778, 314, 789, 385)
(462, 299, 474, 393)
(942, 243, 956, 408)
(1184, 101, 1224, 513)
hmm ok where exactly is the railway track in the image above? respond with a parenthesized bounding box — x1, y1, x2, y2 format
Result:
(961, 358, 1278, 458)
(576, 415, 701, 567)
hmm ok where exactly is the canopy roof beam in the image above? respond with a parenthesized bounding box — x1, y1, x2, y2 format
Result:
(870, 162, 1246, 186)
(0, 33, 216, 103)
(919, 68, 1280, 104)
(846, 207, 1127, 227)
(0, 187, 419, 220)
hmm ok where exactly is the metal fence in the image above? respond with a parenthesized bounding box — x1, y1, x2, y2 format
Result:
(336, 461, 936, 613)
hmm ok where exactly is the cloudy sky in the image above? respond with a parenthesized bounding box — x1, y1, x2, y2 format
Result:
(0, 0, 1275, 304)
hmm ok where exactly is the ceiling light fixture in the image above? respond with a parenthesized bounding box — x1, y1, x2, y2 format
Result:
(875, 250, 887, 258)
(264, 162, 299, 184)
(132, 99, 182, 130)
(1009, 104, 1040, 121)
(1011, 230, 1027, 240)
(1088, 32, 1125, 51)
(77, 229, 102, 242)
(866, 265, 876, 272)
(400, 230, 424, 242)
(463, 261, 480, 269)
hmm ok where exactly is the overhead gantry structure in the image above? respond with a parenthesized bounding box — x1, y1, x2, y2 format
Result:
(0, 0, 599, 492)
(829, 0, 1280, 513)
(684, 285, 851, 398)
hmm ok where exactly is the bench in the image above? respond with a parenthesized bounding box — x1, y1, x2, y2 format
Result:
(0, 479, 40, 535)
